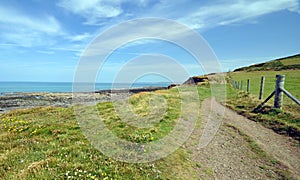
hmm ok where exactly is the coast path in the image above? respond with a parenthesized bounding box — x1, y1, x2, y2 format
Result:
(187, 98, 300, 179)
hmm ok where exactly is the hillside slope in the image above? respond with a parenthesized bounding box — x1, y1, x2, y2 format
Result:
(234, 54, 300, 72)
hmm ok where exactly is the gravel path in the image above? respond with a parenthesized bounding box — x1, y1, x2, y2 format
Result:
(188, 98, 300, 179)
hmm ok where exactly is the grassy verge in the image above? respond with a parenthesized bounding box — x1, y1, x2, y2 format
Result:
(225, 79, 300, 141)
(0, 85, 211, 179)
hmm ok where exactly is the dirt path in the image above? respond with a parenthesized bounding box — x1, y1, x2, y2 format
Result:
(187, 98, 300, 179)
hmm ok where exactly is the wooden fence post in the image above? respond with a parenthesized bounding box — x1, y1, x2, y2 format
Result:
(237, 81, 240, 90)
(247, 79, 250, 92)
(241, 80, 243, 90)
(259, 76, 265, 100)
(274, 75, 285, 109)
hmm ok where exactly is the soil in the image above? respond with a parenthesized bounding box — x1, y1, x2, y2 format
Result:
(187, 98, 300, 179)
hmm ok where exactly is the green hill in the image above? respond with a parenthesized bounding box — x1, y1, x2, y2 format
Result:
(234, 54, 300, 72)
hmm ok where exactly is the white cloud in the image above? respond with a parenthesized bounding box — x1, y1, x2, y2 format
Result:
(49, 47, 83, 52)
(60, 0, 298, 30)
(179, 0, 300, 30)
(0, 6, 63, 34)
(57, 0, 159, 25)
(0, 6, 64, 47)
(57, 0, 123, 24)
(67, 32, 93, 42)
(36, 50, 55, 54)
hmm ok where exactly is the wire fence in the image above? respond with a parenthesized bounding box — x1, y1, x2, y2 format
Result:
(229, 72, 300, 110)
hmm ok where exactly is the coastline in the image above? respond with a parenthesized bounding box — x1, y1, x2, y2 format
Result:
(0, 86, 168, 113)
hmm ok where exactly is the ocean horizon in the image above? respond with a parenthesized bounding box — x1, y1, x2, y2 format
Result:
(0, 81, 172, 94)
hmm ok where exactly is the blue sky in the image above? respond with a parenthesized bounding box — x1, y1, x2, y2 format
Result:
(0, 0, 299, 82)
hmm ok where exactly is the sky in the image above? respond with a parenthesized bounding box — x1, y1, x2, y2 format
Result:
(0, 0, 299, 82)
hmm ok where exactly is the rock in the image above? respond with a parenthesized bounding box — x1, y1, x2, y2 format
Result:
(0, 86, 169, 113)
(183, 76, 209, 85)
(167, 84, 180, 89)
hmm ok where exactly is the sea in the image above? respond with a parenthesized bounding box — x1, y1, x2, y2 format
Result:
(0, 82, 171, 94)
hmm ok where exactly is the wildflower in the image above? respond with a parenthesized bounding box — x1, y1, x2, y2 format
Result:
(31, 129, 37, 135)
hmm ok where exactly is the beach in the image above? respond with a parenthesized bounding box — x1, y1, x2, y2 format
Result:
(0, 86, 168, 113)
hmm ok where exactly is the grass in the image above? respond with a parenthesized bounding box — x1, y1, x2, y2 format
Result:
(225, 77, 300, 140)
(1, 80, 296, 178)
(280, 56, 300, 66)
(234, 54, 300, 71)
(0, 85, 211, 179)
(229, 69, 300, 116)
(97, 89, 181, 143)
(227, 55, 300, 140)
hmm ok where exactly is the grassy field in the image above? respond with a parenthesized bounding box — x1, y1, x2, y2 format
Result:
(0, 86, 211, 179)
(227, 69, 300, 140)
(229, 69, 300, 113)
(234, 54, 300, 72)
(280, 56, 300, 66)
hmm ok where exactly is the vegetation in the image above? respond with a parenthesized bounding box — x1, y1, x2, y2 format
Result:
(234, 54, 300, 72)
(229, 70, 300, 112)
(227, 54, 300, 140)
(1, 53, 299, 178)
(279, 54, 300, 66)
(0, 86, 211, 179)
(226, 87, 300, 140)
(1, 83, 289, 179)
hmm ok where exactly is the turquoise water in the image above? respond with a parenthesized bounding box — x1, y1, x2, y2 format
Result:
(0, 82, 171, 94)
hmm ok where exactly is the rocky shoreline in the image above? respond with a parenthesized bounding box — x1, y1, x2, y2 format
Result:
(0, 86, 167, 113)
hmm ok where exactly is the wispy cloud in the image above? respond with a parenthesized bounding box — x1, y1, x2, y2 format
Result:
(36, 50, 55, 55)
(179, 0, 300, 30)
(0, 6, 63, 34)
(57, 0, 162, 25)
(57, 0, 124, 25)
(0, 5, 64, 47)
(61, 0, 299, 30)
(49, 47, 83, 52)
(0, 43, 20, 47)
(67, 32, 93, 42)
